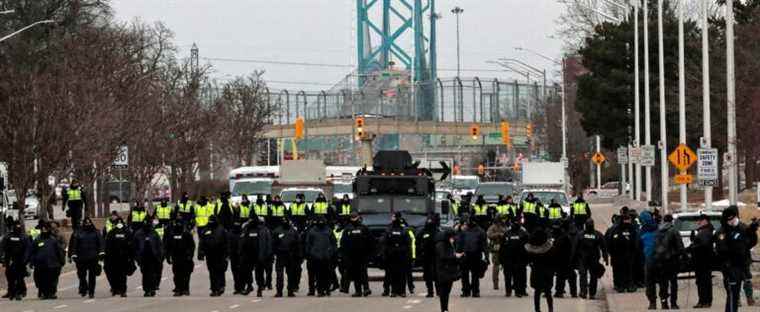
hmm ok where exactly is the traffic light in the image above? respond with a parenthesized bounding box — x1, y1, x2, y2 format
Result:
(526, 123, 534, 138)
(470, 124, 480, 141)
(500, 121, 511, 145)
(294, 117, 305, 140)
(355, 116, 365, 139)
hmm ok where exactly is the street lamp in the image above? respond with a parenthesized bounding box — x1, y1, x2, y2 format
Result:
(499, 58, 547, 119)
(451, 6, 464, 78)
(0, 20, 55, 43)
(486, 60, 532, 81)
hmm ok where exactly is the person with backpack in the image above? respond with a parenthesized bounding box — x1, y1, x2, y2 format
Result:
(650, 214, 685, 310)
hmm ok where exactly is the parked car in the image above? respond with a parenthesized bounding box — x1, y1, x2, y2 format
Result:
(672, 210, 723, 272)
(475, 182, 517, 206)
(279, 187, 325, 209)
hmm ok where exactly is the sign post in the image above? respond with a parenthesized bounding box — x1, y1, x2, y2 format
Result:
(618, 147, 628, 196)
(112, 145, 129, 213)
(697, 148, 719, 209)
(668, 144, 698, 210)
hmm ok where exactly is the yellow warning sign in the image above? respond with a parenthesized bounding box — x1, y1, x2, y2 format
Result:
(668, 144, 697, 172)
(674, 173, 693, 185)
(592, 152, 606, 166)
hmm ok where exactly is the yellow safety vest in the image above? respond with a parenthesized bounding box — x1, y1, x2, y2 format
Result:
(105, 220, 114, 234)
(155, 205, 172, 220)
(548, 207, 563, 220)
(495, 204, 509, 216)
(215, 199, 232, 215)
(313, 202, 328, 215)
(28, 228, 41, 240)
(290, 203, 308, 216)
(177, 201, 193, 213)
(67, 188, 82, 201)
(523, 201, 537, 215)
(155, 227, 164, 239)
(408, 229, 416, 260)
(472, 204, 488, 216)
(131, 210, 147, 223)
(451, 201, 460, 215)
(254, 204, 268, 216)
(339, 204, 351, 216)
(333, 228, 344, 249)
(270, 204, 286, 217)
(195, 203, 215, 227)
(239, 204, 251, 219)
(573, 202, 588, 215)
(506, 204, 518, 216)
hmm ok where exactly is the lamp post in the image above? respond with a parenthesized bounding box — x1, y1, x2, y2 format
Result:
(451, 6, 464, 78)
(726, 0, 738, 206)
(657, 0, 668, 213)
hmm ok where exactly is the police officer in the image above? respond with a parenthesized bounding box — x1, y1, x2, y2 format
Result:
(504, 196, 520, 220)
(416, 214, 440, 298)
(499, 217, 529, 297)
(134, 217, 163, 297)
(551, 221, 577, 298)
(154, 198, 174, 227)
(494, 195, 509, 217)
(165, 218, 195, 297)
(128, 201, 148, 232)
(341, 212, 373, 297)
(62, 179, 86, 231)
(336, 194, 353, 226)
(525, 227, 557, 312)
(607, 211, 637, 293)
(289, 194, 309, 230)
(715, 206, 758, 312)
(253, 195, 269, 226)
(228, 199, 247, 296)
(576, 219, 607, 300)
(199, 215, 230, 296)
(1, 218, 31, 300)
(216, 192, 235, 230)
(446, 193, 461, 218)
(457, 217, 488, 297)
(31, 221, 66, 299)
(240, 216, 272, 297)
(546, 199, 565, 223)
(175, 192, 196, 228)
(486, 214, 507, 291)
(68, 217, 105, 298)
(688, 214, 715, 308)
(268, 195, 287, 229)
(401, 217, 416, 295)
(470, 195, 491, 230)
(305, 216, 337, 297)
(333, 221, 348, 293)
(104, 217, 133, 297)
(521, 193, 542, 232)
(310, 193, 332, 223)
(570, 194, 591, 229)
(273, 218, 303, 297)
(383, 212, 412, 297)
(195, 196, 215, 236)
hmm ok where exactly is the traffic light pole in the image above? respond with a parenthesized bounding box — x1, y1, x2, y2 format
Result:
(701, 0, 712, 210)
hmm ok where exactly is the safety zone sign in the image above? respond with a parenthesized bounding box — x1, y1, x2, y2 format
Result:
(668, 144, 698, 172)
(697, 148, 719, 187)
(592, 152, 606, 166)
(617, 147, 628, 165)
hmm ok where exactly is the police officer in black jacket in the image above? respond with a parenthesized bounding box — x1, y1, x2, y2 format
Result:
(68, 217, 105, 298)
(607, 212, 637, 293)
(551, 221, 577, 298)
(165, 219, 195, 297)
(305, 216, 337, 297)
(273, 219, 303, 297)
(457, 217, 488, 298)
(715, 206, 759, 312)
(240, 217, 273, 297)
(499, 218, 529, 297)
(341, 212, 374, 297)
(383, 212, 412, 298)
(416, 214, 440, 298)
(199, 215, 231, 297)
(104, 217, 133, 297)
(688, 214, 715, 309)
(31, 221, 66, 299)
(1, 218, 32, 300)
(133, 217, 163, 297)
(576, 219, 608, 300)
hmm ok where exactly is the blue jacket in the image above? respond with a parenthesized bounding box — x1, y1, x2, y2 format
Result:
(639, 211, 657, 264)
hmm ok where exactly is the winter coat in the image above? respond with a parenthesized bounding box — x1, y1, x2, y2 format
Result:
(384, 223, 412, 261)
(341, 222, 374, 264)
(1, 231, 31, 268)
(165, 226, 195, 264)
(653, 222, 685, 270)
(31, 235, 66, 269)
(105, 226, 134, 267)
(525, 233, 558, 290)
(199, 224, 230, 261)
(638, 211, 658, 265)
(68, 227, 104, 262)
(305, 224, 337, 261)
(499, 225, 529, 266)
(486, 222, 507, 253)
(688, 223, 715, 271)
(576, 229, 607, 265)
(715, 222, 758, 271)
(239, 222, 273, 264)
(272, 224, 302, 259)
(416, 225, 439, 264)
(456, 224, 487, 258)
(133, 226, 163, 265)
(435, 235, 461, 283)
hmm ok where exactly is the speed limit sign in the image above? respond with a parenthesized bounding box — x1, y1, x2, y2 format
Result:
(112, 145, 128, 168)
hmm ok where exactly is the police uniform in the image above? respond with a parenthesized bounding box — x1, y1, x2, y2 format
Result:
(715, 208, 758, 312)
(154, 203, 173, 226)
(1, 221, 32, 300)
(165, 222, 195, 296)
(570, 200, 591, 228)
(416, 218, 439, 297)
(133, 222, 163, 297)
(384, 221, 412, 297)
(104, 220, 133, 297)
(273, 221, 303, 297)
(198, 217, 230, 296)
(194, 200, 216, 236)
(128, 206, 148, 232)
(499, 223, 529, 297)
(31, 229, 66, 299)
(63, 185, 86, 231)
(521, 199, 543, 232)
(68, 220, 105, 298)
(305, 220, 337, 297)
(175, 198, 196, 228)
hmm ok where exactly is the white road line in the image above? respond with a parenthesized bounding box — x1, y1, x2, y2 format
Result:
(22, 310, 34, 312)
(402, 305, 413, 309)
(410, 299, 421, 304)
(251, 299, 262, 303)
(53, 304, 68, 309)
(229, 304, 240, 309)
(84, 299, 95, 303)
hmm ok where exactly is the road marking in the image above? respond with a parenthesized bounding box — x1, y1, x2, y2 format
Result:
(84, 299, 95, 303)
(410, 299, 421, 304)
(229, 304, 240, 309)
(136, 286, 143, 289)
(402, 305, 413, 309)
(251, 299, 262, 303)
(22, 310, 34, 312)
(54, 305, 68, 309)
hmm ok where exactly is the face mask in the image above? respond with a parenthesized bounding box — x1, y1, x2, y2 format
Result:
(728, 217, 739, 227)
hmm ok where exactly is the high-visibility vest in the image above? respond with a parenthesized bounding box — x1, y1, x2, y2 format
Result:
(28, 228, 41, 240)
(131, 210, 147, 223)
(573, 202, 588, 215)
(290, 203, 308, 216)
(67, 188, 82, 201)
(215, 199, 232, 215)
(177, 201, 193, 214)
(339, 204, 351, 216)
(254, 204, 268, 216)
(270, 204, 286, 217)
(105, 220, 114, 234)
(547, 207, 563, 220)
(506, 204, 518, 216)
(155, 227, 164, 239)
(155, 205, 172, 220)
(312, 202, 329, 215)
(195, 203, 215, 227)
(495, 204, 509, 216)
(472, 204, 488, 216)
(333, 228, 344, 248)
(408, 229, 416, 260)
(239, 204, 251, 219)
(523, 201, 537, 215)
(450, 201, 460, 215)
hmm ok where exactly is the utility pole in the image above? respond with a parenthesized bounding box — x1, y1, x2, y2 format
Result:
(634, 0, 642, 202)
(596, 135, 602, 190)
(657, 0, 669, 213)
(678, 0, 687, 211)
(644, 0, 653, 204)
(451, 6, 464, 78)
(726, 0, 738, 205)
(702, 0, 713, 210)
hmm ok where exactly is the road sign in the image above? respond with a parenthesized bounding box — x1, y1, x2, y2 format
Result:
(674, 173, 693, 185)
(668, 144, 698, 172)
(629, 147, 641, 164)
(617, 147, 628, 164)
(697, 148, 719, 187)
(641, 145, 656, 166)
(112, 145, 128, 169)
(592, 152, 606, 166)
(430, 161, 452, 181)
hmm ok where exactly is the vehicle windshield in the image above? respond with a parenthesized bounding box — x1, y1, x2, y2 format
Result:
(452, 177, 479, 190)
(232, 180, 273, 196)
(392, 197, 428, 215)
(475, 184, 514, 196)
(356, 196, 428, 215)
(356, 196, 392, 214)
(333, 183, 352, 194)
(520, 191, 568, 206)
(674, 216, 721, 232)
(280, 190, 322, 202)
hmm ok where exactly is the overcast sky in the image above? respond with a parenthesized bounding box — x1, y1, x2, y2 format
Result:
(112, 0, 566, 91)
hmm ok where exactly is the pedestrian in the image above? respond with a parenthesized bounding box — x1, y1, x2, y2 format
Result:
(576, 219, 607, 300)
(639, 211, 663, 310)
(199, 215, 230, 297)
(127, 200, 148, 232)
(273, 219, 303, 297)
(174, 192, 196, 229)
(486, 215, 507, 291)
(551, 220, 577, 298)
(651, 214, 685, 310)
(305, 216, 337, 297)
(456, 218, 488, 298)
(165, 218, 195, 297)
(31, 221, 66, 300)
(525, 227, 557, 312)
(104, 217, 133, 297)
(570, 194, 591, 229)
(134, 217, 163, 297)
(417, 214, 440, 297)
(499, 217, 529, 297)
(608, 209, 637, 293)
(383, 212, 412, 297)
(68, 217, 105, 298)
(1, 217, 32, 301)
(688, 214, 715, 309)
(62, 179, 86, 231)
(340, 212, 373, 297)
(239, 216, 272, 297)
(715, 206, 758, 312)
(436, 230, 462, 312)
